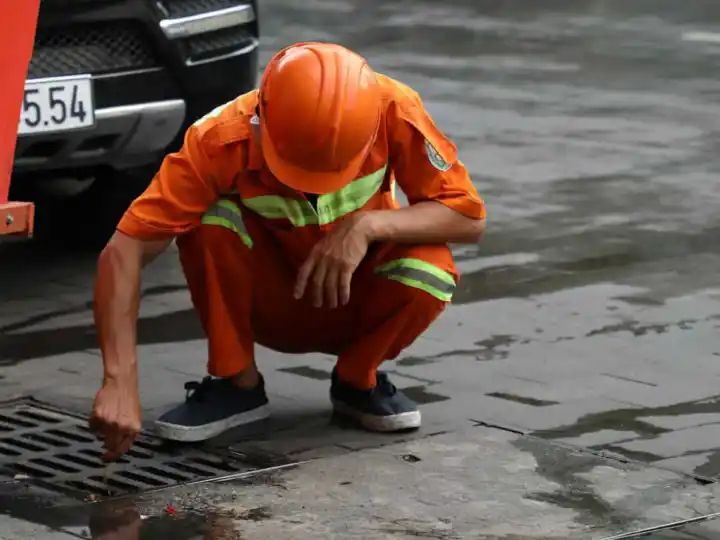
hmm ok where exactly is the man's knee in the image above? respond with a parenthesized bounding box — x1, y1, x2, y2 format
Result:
(373, 244, 457, 306)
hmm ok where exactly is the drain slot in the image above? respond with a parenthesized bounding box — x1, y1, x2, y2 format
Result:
(90, 475, 141, 493)
(23, 433, 71, 447)
(116, 470, 168, 487)
(30, 458, 80, 474)
(3, 438, 45, 452)
(164, 461, 218, 476)
(0, 414, 36, 428)
(46, 429, 94, 443)
(0, 444, 21, 456)
(0, 399, 282, 500)
(15, 410, 62, 424)
(13, 463, 54, 478)
(56, 453, 104, 469)
(126, 448, 154, 460)
(189, 457, 238, 472)
(78, 448, 129, 464)
(66, 479, 114, 497)
(140, 466, 190, 483)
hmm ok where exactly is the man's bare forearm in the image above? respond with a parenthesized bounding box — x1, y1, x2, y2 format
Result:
(359, 201, 485, 245)
(93, 232, 171, 382)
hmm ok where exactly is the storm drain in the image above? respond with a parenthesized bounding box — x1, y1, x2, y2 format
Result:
(0, 399, 268, 499)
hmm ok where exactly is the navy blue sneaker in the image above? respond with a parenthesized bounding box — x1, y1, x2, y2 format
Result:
(155, 376, 269, 442)
(330, 370, 421, 432)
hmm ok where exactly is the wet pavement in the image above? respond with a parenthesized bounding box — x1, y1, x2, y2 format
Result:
(3, 427, 720, 539)
(2, 0, 720, 538)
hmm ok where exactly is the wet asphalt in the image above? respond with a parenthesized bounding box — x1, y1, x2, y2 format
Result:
(257, 0, 720, 306)
(1, 0, 720, 537)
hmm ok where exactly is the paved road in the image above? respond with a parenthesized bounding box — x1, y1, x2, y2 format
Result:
(1, 0, 720, 535)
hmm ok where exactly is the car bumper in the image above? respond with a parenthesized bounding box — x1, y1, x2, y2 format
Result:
(14, 40, 257, 173)
(15, 0, 259, 174)
(14, 98, 185, 172)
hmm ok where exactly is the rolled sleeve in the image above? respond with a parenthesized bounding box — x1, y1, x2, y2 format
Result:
(117, 123, 238, 240)
(388, 91, 486, 220)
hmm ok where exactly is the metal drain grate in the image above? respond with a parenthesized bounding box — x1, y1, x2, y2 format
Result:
(0, 400, 265, 499)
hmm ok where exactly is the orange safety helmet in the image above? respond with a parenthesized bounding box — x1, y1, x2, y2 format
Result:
(258, 42, 382, 195)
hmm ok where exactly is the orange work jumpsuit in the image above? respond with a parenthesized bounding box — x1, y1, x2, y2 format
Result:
(118, 74, 486, 389)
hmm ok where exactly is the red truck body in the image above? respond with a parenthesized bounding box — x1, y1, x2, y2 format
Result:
(0, 0, 40, 236)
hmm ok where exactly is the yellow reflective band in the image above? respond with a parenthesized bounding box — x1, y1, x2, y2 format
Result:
(242, 195, 318, 227)
(317, 165, 387, 225)
(382, 275, 453, 302)
(375, 258, 456, 302)
(375, 258, 455, 287)
(241, 164, 387, 227)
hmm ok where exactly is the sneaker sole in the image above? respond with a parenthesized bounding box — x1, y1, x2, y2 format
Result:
(332, 399, 421, 432)
(154, 404, 271, 442)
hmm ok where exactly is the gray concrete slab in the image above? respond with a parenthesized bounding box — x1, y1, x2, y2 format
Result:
(0, 515, 74, 540)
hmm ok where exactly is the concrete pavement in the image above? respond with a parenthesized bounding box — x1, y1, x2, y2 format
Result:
(2, 0, 720, 537)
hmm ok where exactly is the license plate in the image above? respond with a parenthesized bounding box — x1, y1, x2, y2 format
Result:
(18, 76, 95, 135)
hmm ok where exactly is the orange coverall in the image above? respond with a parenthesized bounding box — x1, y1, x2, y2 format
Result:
(118, 74, 486, 389)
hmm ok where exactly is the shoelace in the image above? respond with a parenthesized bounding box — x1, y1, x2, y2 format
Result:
(374, 372, 397, 397)
(184, 376, 214, 403)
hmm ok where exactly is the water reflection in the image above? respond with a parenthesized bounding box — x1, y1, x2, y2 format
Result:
(88, 500, 241, 540)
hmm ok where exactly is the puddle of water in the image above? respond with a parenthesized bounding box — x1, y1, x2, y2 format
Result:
(87, 502, 251, 540)
(0, 482, 272, 539)
(533, 396, 720, 474)
(586, 319, 697, 338)
(514, 436, 632, 530)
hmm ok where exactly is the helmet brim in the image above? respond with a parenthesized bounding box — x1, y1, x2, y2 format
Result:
(260, 123, 376, 195)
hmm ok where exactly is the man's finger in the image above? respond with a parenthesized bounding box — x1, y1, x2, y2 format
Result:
(294, 251, 319, 299)
(103, 425, 123, 456)
(312, 258, 329, 308)
(102, 428, 136, 462)
(113, 432, 137, 461)
(339, 266, 353, 306)
(102, 447, 123, 462)
(325, 264, 340, 309)
(89, 414, 109, 441)
(88, 415, 101, 435)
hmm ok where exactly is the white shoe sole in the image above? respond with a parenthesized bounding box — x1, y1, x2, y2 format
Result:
(332, 399, 421, 432)
(154, 404, 271, 442)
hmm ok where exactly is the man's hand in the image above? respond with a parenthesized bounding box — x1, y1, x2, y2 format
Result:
(294, 214, 372, 308)
(92, 232, 170, 461)
(89, 375, 142, 461)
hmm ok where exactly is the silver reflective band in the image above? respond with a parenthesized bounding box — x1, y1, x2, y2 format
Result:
(201, 199, 253, 248)
(379, 267, 455, 296)
(160, 4, 256, 40)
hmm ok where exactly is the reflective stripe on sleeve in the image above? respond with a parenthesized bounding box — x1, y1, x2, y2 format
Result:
(201, 199, 253, 248)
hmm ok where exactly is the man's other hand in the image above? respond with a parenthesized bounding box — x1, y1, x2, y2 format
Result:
(294, 213, 373, 309)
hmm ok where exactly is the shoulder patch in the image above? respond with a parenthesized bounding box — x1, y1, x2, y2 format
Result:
(424, 139, 452, 172)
